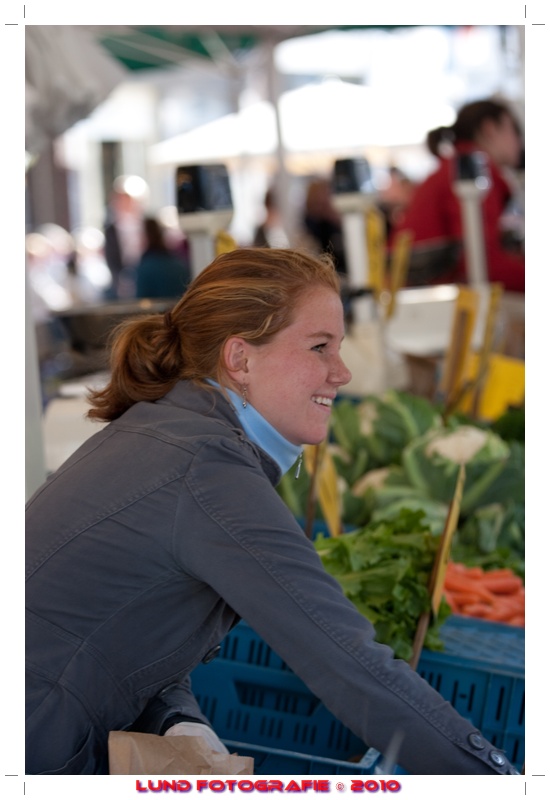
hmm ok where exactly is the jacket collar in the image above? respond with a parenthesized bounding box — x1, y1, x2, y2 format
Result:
(159, 381, 283, 485)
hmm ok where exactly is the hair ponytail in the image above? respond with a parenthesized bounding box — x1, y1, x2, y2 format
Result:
(426, 125, 454, 157)
(87, 312, 184, 421)
(426, 99, 516, 159)
(87, 248, 340, 423)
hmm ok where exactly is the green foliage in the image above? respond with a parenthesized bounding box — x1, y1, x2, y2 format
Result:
(451, 501, 525, 579)
(277, 465, 312, 518)
(276, 391, 525, 587)
(490, 406, 525, 443)
(313, 509, 451, 661)
(330, 390, 443, 471)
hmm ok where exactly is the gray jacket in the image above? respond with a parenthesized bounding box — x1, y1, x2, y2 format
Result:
(26, 381, 516, 775)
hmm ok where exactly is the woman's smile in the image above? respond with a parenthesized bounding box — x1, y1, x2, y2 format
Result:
(242, 286, 351, 445)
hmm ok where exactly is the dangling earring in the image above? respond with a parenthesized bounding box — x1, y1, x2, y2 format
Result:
(241, 385, 248, 409)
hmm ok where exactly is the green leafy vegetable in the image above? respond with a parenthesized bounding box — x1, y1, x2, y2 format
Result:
(331, 390, 443, 471)
(451, 501, 525, 579)
(402, 425, 523, 515)
(490, 405, 525, 443)
(313, 509, 451, 661)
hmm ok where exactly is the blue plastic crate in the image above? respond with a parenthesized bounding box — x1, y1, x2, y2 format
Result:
(192, 615, 524, 771)
(191, 659, 367, 763)
(416, 616, 524, 769)
(219, 621, 290, 671)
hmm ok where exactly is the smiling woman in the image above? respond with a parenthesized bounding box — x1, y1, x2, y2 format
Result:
(86, 248, 344, 423)
(222, 283, 351, 445)
(26, 248, 518, 775)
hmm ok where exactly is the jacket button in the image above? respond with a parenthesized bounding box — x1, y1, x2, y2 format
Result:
(467, 733, 485, 750)
(202, 645, 221, 664)
(489, 751, 507, 767)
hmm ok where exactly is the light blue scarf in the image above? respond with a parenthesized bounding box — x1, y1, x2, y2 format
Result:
(209, 381, 302, 476)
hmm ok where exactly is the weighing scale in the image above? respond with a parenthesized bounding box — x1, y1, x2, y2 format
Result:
(176, 164, 234, 278)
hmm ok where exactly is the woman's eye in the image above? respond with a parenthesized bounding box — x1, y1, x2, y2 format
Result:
(312, 343, 327, 352)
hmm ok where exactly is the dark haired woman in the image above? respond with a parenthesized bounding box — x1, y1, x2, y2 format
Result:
(391, 99, 524, 292)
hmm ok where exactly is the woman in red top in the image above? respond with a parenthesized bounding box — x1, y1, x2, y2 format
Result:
(392, 99, 524, 293)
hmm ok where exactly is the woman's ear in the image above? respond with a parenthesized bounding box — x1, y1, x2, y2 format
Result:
(222, 336, 250, 379)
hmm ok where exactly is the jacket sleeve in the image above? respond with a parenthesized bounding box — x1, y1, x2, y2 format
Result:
(128, 675, 212, 735)
(177, 437, 518, 776)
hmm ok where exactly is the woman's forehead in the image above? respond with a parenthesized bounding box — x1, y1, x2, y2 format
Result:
(287, 286, 344, 328)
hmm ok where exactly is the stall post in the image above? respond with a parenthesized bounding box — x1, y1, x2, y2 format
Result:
(452, 151, 491, 288)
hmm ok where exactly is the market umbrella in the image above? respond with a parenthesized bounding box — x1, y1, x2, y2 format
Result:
(92, 25, 399, 72)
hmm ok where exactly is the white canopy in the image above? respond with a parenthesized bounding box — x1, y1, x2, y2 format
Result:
(149, 79, 456, 165)
(26, 26, 128, 157)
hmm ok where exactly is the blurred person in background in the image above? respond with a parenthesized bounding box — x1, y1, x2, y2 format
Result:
(70, 227, 113, 302)
(25, 226, 82, 401)
(26, 227, 73, 317)
(252, 186, 290, 249)
(157, 204, 191, 267)
(103, 175, 148, 299)
(135, 216, 191, 299)
(390, 98, 525, 292)
(64, 228, 113, 308)
(27, 225, 113, 313)
(377, 166, 417, 240)
(296, 177, 348, 277)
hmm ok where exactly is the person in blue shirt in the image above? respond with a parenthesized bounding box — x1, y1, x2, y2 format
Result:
(135, 216, 191, 299)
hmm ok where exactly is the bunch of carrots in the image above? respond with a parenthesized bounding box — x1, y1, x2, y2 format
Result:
(443, 561, 525, 627)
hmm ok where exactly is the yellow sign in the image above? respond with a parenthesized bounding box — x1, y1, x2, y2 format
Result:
(430, 463, 466, 614)
(365, 207, 386, 298)
(438, 286, 479, 407)
(215, 230, 238, 255)
(303, 442, 342, 538)
(385, 229, 412, 320)
(459, 352, 525, 421)
(409, 463, 466, 669)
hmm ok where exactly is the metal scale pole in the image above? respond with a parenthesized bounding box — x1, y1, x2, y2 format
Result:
(331, 158, 378, 324)
(452, 151, 491, 288)
(451, 150, 493, 356)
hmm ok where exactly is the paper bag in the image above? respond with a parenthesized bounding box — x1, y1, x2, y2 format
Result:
(108, 730, 254, 775)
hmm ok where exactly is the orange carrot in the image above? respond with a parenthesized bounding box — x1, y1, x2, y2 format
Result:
(443, 591, 459, 613)
(444, 573, 495, 603)
(446, 562, 467, 573)
(484, 600, 521, 622)
(460, 603, 491, 617)
(464, 566, 485, 579)
(449, 591, 489, 607)
(479, 568, 517, 579)
(508, 614, 525, 627)
(479, 575, 523, 594)
(444, 563, 525, 624)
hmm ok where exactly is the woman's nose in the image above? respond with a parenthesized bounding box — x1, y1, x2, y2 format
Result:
(331, 355, 352, 387)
